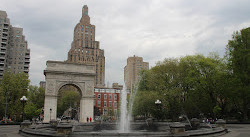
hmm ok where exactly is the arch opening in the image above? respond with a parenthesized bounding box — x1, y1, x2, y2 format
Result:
(57, 84, 82, 121)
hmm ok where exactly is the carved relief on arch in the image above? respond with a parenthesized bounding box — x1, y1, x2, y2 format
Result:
(85, 82, 94, 96)
(45, 80, 56, 96)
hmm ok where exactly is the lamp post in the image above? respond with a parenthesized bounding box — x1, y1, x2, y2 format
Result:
(4, 92, 9, 121)
(155, 99, 162, 121)
(50, 108, 52, 121)
(20, 96, 28, 122)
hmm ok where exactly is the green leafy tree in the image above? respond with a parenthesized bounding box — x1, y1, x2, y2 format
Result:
(133, 90, 161, 119)
(0, 70, 29, 121)
(24, 103, 39, 120)
(23, 85, 45, 120)
(182, 54, 233, 118)
(134, 54, 234, 120)
(57, 90, 81, 117)
(226, 27, 250, 120)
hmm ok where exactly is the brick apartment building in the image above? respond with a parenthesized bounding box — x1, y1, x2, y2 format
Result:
(94, 88, 121, 118)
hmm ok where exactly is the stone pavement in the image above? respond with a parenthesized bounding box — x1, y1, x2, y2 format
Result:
(0, 125, 22, 137)
(221, 124, 250, 137)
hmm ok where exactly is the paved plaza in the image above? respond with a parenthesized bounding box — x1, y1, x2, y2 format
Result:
(0, 125, 22, 137)
(221, 124, 250, 137)
(0, 124, 250, 137)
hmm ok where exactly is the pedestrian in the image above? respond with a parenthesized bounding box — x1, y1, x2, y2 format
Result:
(87, 117, 89, 122)
(90, 117, 92, 122)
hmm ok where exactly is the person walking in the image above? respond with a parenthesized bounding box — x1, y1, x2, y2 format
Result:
(87, 117, 89, 122)
(90, 117, 92, 122)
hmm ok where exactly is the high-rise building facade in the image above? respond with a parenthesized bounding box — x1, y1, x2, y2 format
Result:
(0, 10, 30, 78)
(67, 5, 105, 87)
(0, 11, 9, 78)
(124, 55, 149, 91)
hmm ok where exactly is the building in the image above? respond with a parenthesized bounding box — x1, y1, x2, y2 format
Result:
(94, 88, 121, 118)
(112, 83, 123, 90)
(0, 10, 30, 78)
(124, 55, 149, 91)
(39, 81, 46, 89)
(67, 5, 105, 87)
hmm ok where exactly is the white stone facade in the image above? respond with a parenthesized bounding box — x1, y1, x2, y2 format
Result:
(43, 61, 95, 123)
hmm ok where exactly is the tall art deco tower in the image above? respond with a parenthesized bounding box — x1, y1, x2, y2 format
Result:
(67, 5, 105, 87)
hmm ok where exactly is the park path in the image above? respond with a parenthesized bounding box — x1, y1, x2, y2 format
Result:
(220, 124, 250, 137)
(0, 125, 22, 137)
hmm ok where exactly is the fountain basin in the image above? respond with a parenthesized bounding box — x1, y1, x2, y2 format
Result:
(74, 121, 170, 132)
(19, 122, 227, 137)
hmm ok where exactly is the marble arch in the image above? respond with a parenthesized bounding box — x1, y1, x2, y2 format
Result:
(43, 61, 95, 123)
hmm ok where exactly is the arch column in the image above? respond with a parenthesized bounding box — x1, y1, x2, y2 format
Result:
(43, 95, 57, 123)
(80, 96, 94, 122)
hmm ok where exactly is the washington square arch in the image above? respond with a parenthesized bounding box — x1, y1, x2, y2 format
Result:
(43, 61, 95, 123)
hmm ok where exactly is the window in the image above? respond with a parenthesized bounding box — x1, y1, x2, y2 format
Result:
(98, 101, 101, 107)
(114, 94, 117, 101)
(104, 109, 107, 114)
(104, 101, 107, 107)
(104, 94, 107, 100)
(98, 94, 101, 99)
(109, 94, 112, 100)
(114, 101, 117, 107)
(109, 101, 112, 107)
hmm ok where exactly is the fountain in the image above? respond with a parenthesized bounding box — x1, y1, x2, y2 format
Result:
(119, 87, 129, 132)
(19, 85, 228, 136)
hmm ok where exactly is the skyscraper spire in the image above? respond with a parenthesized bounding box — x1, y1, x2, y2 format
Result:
(80, 5, 90, 24)
(82, 5, 88, 16)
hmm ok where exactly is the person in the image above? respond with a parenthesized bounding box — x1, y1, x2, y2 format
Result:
(87, 117, 89, 122)
(90, 117, 92, 122)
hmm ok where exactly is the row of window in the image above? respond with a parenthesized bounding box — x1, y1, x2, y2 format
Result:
(97, 94, 118, 100)
(8, 61, 23, 64)
(95, 89, 121, 93)
(97, 101, 117, 108)
(102, 108, 117, 115)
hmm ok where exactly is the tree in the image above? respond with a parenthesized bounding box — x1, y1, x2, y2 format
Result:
(134, 54, 234, 120)
(134, 58, 180, 120)
(57, 90, 81, 117)
(226, 27, 250, 120)
(27, 86, 45, 109)
(24, 85, 45, 120)
(179, 54, 232, 118)
(133, 90, 161, 119)
(0, 70, 30, 121)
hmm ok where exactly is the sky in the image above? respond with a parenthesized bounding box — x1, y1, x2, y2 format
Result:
(1, 0, 250, 86)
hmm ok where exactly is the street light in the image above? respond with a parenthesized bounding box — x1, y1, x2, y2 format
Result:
(155, 99, 162, 121)
(50, 108, 52, 121)
(155, 99, 162, 106)
(20, 96, 28, 121)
